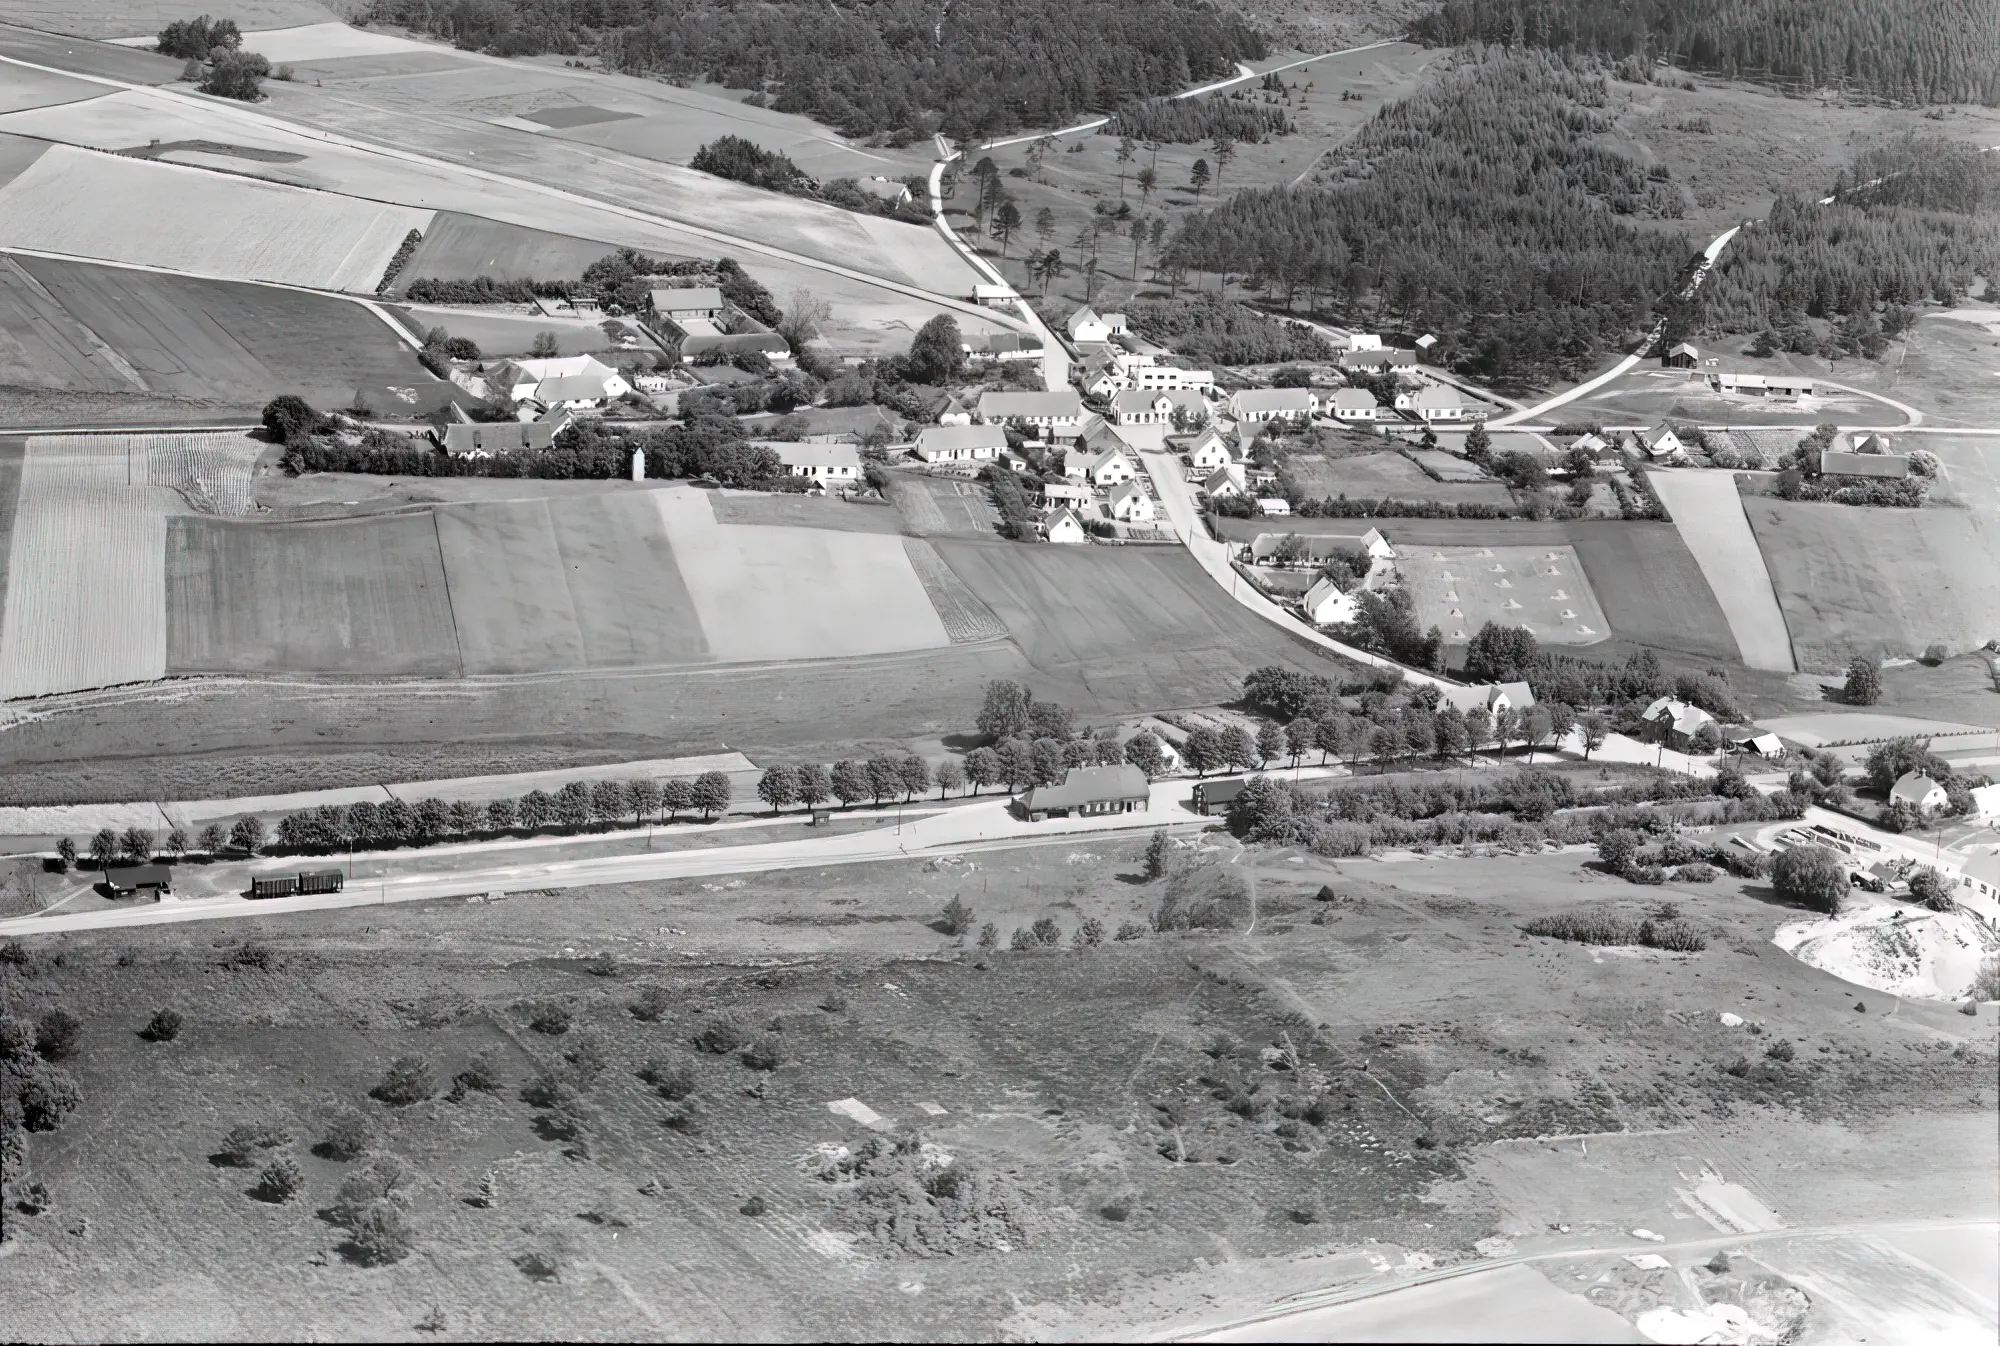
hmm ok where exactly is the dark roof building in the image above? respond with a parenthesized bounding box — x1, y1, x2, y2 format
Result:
(433, 421, 560, 457)
(1018, 764, 1150, 820)
(104, 864, 173, 895)
(1192, 777, 1250, 815)
(1818, 450, 1910, 479)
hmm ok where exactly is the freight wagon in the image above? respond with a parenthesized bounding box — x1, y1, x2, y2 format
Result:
(248, 869, 346, 899)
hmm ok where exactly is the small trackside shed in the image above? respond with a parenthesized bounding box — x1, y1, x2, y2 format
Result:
(1191, 777, 1249, 816)
(104, 864, 173, 897)
(1018, 764, 1150, 821)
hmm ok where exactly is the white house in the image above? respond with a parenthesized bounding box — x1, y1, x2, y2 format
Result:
(1328, 388, 1378, 422)
(485, 355, 630, 409)
(978, 389, 1085, 441)
(1257, 497, 1291, 517)
(1962, 849, 2000, 903)
(1044, 508, 1088, 544)
(1640, 696, 1716, 746)
(1229, 388, 1318, 423)
(1710, 372, 1815, 398)
(766, 441, 861, 483)
(1111, 388, 1208, 426)
(650, 287, 727, 322)
(1395, 384, 1484, 422)
(1349, 333, 1384, 352)
(1078, 356, 1127, 400)
(1187, 434, 1232, 474)
(1041, 481, 1092, 507)
(1566, 432, 1611, 458)
(934, 395, 973, 426)
(1131, 365, 1213, 391)
(1338, 346, 1417, 372)
(632, 371, 671, 394)
(1970, 783, 2000, 821)
(1637, 424, 1687, 460)
(1301, 576, 1360, 626)
(1072, 446, 1136, 488)
(1066, 306, 1114, 344)
(1247, 527, 1392, 564)
(972, 283, 1019, 307)
(1107, 480, 1154, 523)
(1440, 682, 1537, 718)
(1890, 772, 1949, 816)
(916, 423, 1008, 463)
(1203, 464, 1248, 499)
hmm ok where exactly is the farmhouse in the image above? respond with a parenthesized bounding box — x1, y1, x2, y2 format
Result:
(1248, 527, 1392, 564)
(1640, 696, 1716, 746)
(1662, 341, 1699, 369)
(1066, 306, 1127, 344)
(857, 175, 912, 203)
(435, 420, 562, 456)
(677, 330, 792, 366)
(1819, 449, 1910, 479)
(1108, 481, 1155, 523)
(1257, 498, 1290, 517)
(979, 389, 1085, 440)
(485, 355, 631, 408)
(1889, 772, 1949, 816)
(1072, 446, 1136, 488)
(1204, 465, 1248, 499)
(1078, 354, 1127, 399)
(103, 864, 172, 898)
(766, 442, 861, 483)
(963, 331, 1043, 363)
(1963, 850, 2000, 903)
(1724, 727, 1786, 757)
(1394, 384, 1484, 422)
(1328, 388, 1378, 422)
(1440, 681, 1536, 718)
(650, 287, 727, 322)
(1228, 388, 1318, 423)
(1043, 508, 1088, 544)
(1018, 763, 1150, 820)
(1131, 364, 1213, 391)
(1191, 776, 1249, 816)
(1339, 347, 1417, 372)
(1302, 576, 1359, 626)
(1636, 424, 1687, 461)
(1041, 481, 1092, 507)
(1186, 425, 1237, 470)
(972, 283, 1019, 306)
(1111, 388, 1208, 426)
(1710, 372, 1815, 398)
(1566, 432, 1613, 459)
(915, 423, 1008, 463)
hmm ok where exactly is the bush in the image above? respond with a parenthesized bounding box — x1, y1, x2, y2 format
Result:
(631, 985, 674, 1021)
(1153, 863, 1251, 932)
(1114, 921, 1148, 941)
(319, 1112, 370, 1161)
(218, 1121, 291, 1166)
(1909, 867, 1957, 912)
(140, 1008, 183, 1042)
(1764, 1040, 1795, 1062)
(343, 1201, 415, 1265)
(1639, 918, 1707, 952)
(528, 1003, 572, 1035)
(740, 1037, 783, 1071)
(637, 1058, 696, 1100)
(372, 1055, 436, 1106)
(1673, 862, 1718, 884)
(938, 896, 975, 937)
(33, 1008, 81, 1061)
(254, 1156, 304, 1202)
(692, 1018, 747, 1054)
(1772, 845, 1847, 913)
(1522, 912, 1643, 945)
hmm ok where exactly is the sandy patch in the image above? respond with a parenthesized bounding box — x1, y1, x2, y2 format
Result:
(1774, 903, 2000, 1001)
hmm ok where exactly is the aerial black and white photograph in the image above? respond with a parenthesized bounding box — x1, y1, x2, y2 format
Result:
(0, 0, 1994, 1339)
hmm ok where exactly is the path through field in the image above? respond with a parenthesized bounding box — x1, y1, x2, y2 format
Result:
(1647, 470, 1795, 672)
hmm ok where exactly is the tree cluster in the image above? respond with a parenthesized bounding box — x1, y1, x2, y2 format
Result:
(1125, 293, 1332, 365)
(156, 13, 240, 58)
(1163, 52, 1691, 386)
(1107, 96, 1289, 144)
(1413, 0, 2000, 107)
(690, 136, 929, 224)
(2, 1004, 85, 1195)
(1463, 625, 1742, 720)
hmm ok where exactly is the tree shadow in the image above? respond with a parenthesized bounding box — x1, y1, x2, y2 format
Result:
(1114, 871, 1152, 886)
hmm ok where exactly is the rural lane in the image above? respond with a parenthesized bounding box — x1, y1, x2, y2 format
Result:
(926, 148, 1068, 391)
(1139, 448, 1455, 688)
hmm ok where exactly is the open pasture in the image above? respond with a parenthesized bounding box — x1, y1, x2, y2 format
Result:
(0, 130, 45, 186)
(1287, 450, 1515, 507)
(0, 145, 434, 291)
(1399, 545, 1609, 646)
(1571, 368, 1892, 428)
(1744, 497, 2000, 671)
(434, 492, 708, 674)
(0, 19, 186, 79)
(1648, 469, 1795, 672)
(165, 512, 461, 676)
(888, 472, 1001, 537)
(386, 211, 631, 291)
(230, 21, 443, 63)
(655, 486, 951, 662)
(0, 58, 103, 113)
(3, 255, 429, 412)
(0, 434, 171, 699)
(2, 2, 340, 40)
(393, 303, 650, 357)
(709, 492, 906, 533)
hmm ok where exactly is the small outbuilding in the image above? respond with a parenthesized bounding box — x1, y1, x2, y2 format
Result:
(104, 864, 173, 898)
(1191, 776, 1250, 816)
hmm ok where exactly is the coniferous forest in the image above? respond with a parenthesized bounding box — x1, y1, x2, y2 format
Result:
(367, 0, 1264, 142)
(1162, 52, 1695, 386)
(1413, 0, 2000, 106)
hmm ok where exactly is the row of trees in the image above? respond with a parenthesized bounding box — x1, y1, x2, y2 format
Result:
(1462, 627, 1743, 720)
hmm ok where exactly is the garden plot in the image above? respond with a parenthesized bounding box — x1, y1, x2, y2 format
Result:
(902, 538, 1007, 644)
(0, 146, 433, 290)
(1744, 497, 2000, 671)
(655, 487, 951, 662)
(434, 493, 709, 674)
(0, 434, 172, 699)
(1288, 451, 1515, 508)
(1649, 470, 1795, 672)
(1399, 545, 1609, 646)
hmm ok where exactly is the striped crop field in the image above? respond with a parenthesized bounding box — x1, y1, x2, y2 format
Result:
(0, 434, 174, 699)
(0, 145, 434, 291)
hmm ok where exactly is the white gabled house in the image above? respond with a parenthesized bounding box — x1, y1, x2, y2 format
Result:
(1066, 306, 1116, 344)
(1111, 388, 1208, 427)
(978, 389, 1086, 441)
(1640, 696, 1715, 746)
(1041, 481, 1092, 507)
(1440, 682, 1537, 718)
(1302, 576, 1360, 626)
(1130, 364, 1213, 391)
(1636, 424, 1687, 460)
(1394, 384, 1484, 422)
(1186, 424, 1234, 471)
(1889, 772, 1949, 816)
(1257, 498, 1290, 517)
(916, 423, 1009, 463)
(486, 355, 631, 410)
(1072, 446, 1136, 488)
(1328, 388, 1377, 422)
(1228, 388, 1318, 423)
(1203, 464, 1248, 499)
(765, 441, 861, 483)
(1107, 480, 1154, 523)
(1043, 507, 1089, 544)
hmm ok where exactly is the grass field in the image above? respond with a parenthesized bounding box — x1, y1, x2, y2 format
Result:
(1567, 368, 1895, 429)
(3, 254, 430, 413)
(1744, 497, 2000, 671)
(709, 493, 906, 533)
(387, 211, 633, 292)
(0, 130, 46, 187)
(0, 18, 187, 78)
(0, 434, 170, 699)
(887, 474, 1001, 537)
(0, 145, 434, 290)
(1398, 545, 1609, 645)
(0, 59, 103, 114)
(1288, 450, 1515, 507)
(0, 436, 18, 625)
(0, 2, 341, 39)
(436, 494, 709, 675)
(1647, 470, 1795, 673)
(393, 303, 652, 358)
(165, 514, 462, 676)
(1, 844, 1988, 1339)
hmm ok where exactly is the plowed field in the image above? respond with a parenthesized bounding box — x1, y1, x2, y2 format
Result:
(386, 211, 631, 292)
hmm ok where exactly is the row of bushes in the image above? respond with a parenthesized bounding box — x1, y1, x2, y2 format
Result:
(1522, 910, 1708, 951)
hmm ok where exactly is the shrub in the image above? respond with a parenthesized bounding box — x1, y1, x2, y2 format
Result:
(740, 1037, 782, 1071)
(528, 1003, 572, 1035)
(224, 940, 275, 971)
(1522, 912, 1643, 946)
(32, 1008, 80, 1061)
(372, 1055, 436, 1106)
(819, 990, 848, 1013)
(343, 1201, 415, 1265)
(938, 896, 974, 937)
(1639, 919, 1707, 952)
(0, 1014, 32, 1062)
(1909, 867, 1957, 913)
(1772, 845, 1846, 913)
(1074, 917, 1105, 947)
(16, 1063, 81, 1130)
(1673, 862, 1717, 884)
(449, 1053, 499, 1099)
(1626, 864, 1667, 885)
(1153, 863, 1252, 932)
(1029, 916, 1062, 946)
(254, 1156, 303, 1202)
(1764, 1040, 1795, 1062)
(739, 1194, 768, 1217)
(1595, 828, 1641, 874)
(319, 1111, 370, 1161)
(692, 1018, 746, 1054)
(1009, 926, 1037, 951)
(218, 1121, 291, 1166)
(140, 1008, 183, 1042)
(638, 1057, 696, 1100)
(1144, 828, 1171, 879)
(630, 985, 674, 1021)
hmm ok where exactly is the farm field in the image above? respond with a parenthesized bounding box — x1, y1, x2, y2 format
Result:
(1, 254, 432, 413)
(386, 211, 639, 291)
(1647, 470, 1795, 672)
(0, 2, 340, 39)
(435, 494, 708, 675)
(708, 492, 906, 534)
(165, 514, 462, 677)
(1743, 497, 2000, 672)
(0, 19, 185, 79)
(392, 303, 653, 358)
(0, 129, 45, 186)
(0, 58, 102, 113)
(932, 538, 1338, 705)
(0, 145, 434, 291)
(1398, 545, 1609, 646)
(1, 845, 1990, 1340)
(887, 473, 1001, 537)
(1287, 450, 1515, 507)
(0, 434, 172, 698)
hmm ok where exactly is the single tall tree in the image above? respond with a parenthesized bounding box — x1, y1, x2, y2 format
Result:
(756, 765, 799, 815)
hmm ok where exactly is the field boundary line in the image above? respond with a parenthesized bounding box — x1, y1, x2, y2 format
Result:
(428, 507, 468, 678)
